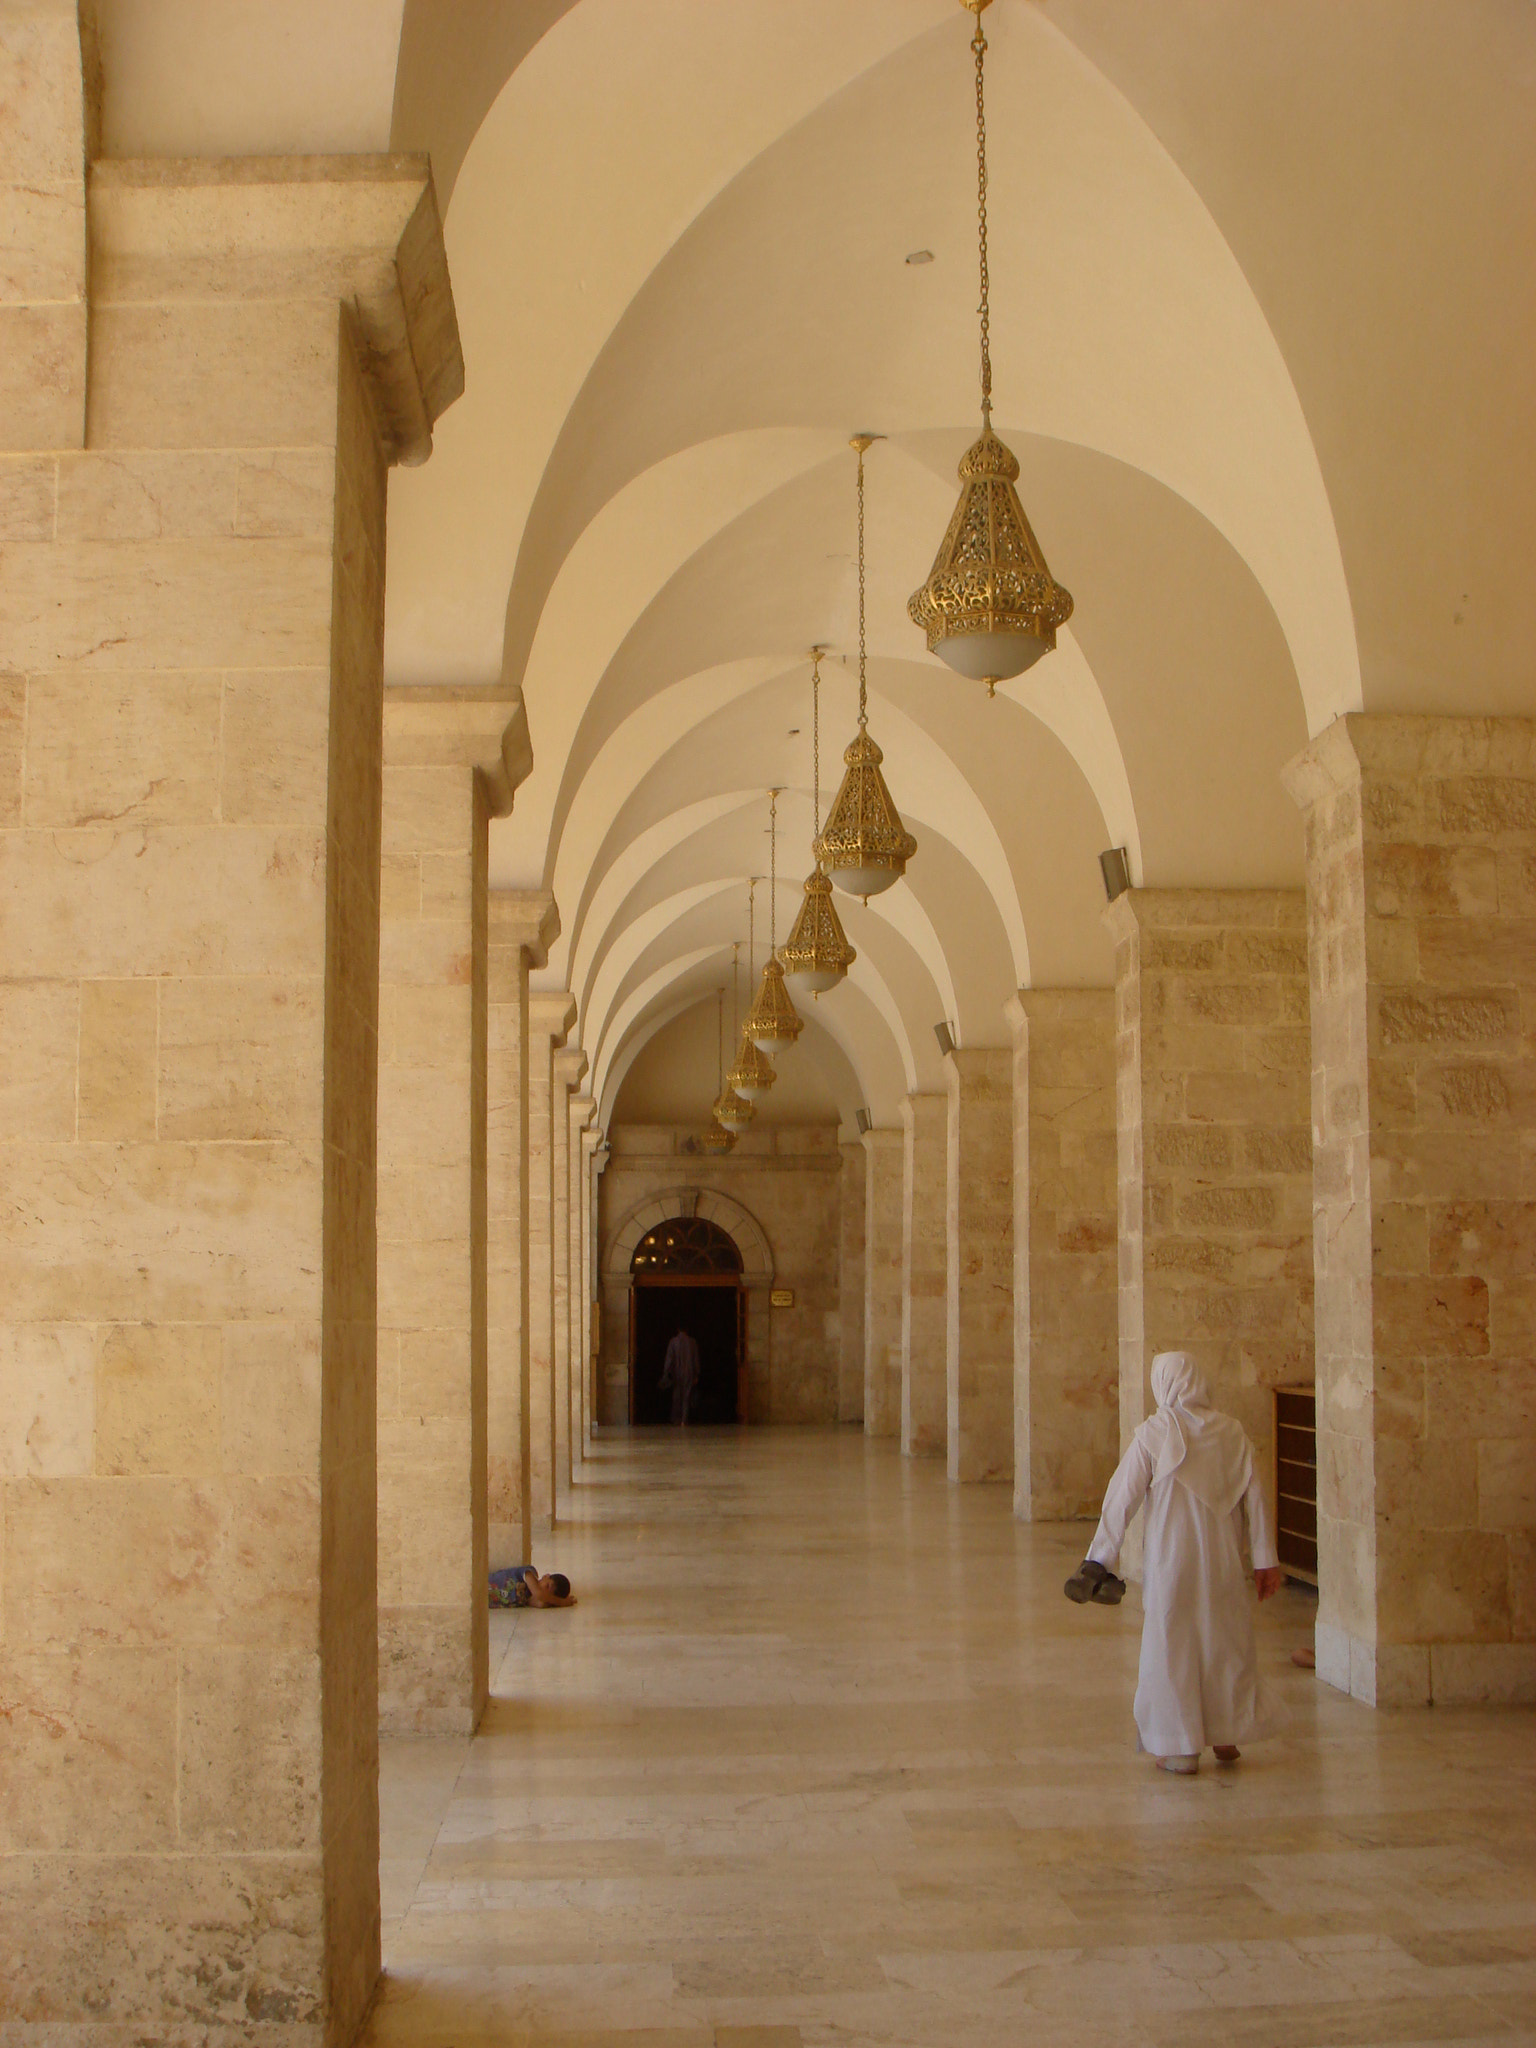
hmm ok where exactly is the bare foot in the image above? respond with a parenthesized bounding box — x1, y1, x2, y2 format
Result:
(1291, 1646, 1316, 1670)
(1213, 1745, 1241, 1764)
(1155, 1754, 1199, 1776)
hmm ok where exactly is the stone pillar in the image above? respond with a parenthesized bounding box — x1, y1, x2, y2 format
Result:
(551, 1043, 586, 1507)
(1006, 992, 1119, 1520)
(945, 1050, 1014, 1484)
(581, 1126, 604, 1445)
(901, 1094, 947, 1458)
(377, 689, 523, 1733)
(486, 892, 557, 1571)
(0, 82, 461, 2036)
(568, 1090, 595, 1473)
(526, 993, 574, 1526)
(1107, 891, 1314, 1566)
(1285, 715, 1536, 1708)
(837, 1139, 867, 1422)
(862, 1128, 904, 1435)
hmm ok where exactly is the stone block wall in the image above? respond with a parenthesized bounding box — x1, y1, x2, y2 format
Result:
(597, 1126, 843, 1422)
(1285, 715, 1536, 1706)
(1107, 890, 1314, 1533)
(863, 1127, 904, 1438)
(945, 1052, 1014, 1484)
(0, 111, 462, 2039)
(1007, 991, 1119, 1521)
(902, 1094, 947, 1459)
(837, 1140, 867, 1422)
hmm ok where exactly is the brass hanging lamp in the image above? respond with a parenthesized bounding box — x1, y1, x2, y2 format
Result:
(714, 942, 754, 1134)
(745, 789, 804, 1053)
(699, 985, 736, 1154)
(816, 437, 917, 900)
(907, 0, 1073, 695)
(726, 882, 776, 1102)
(780, 647, 856, 997)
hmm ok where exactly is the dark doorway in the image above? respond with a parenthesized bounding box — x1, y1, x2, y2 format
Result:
(632, 1283, 741, 1425)
(629, 1215, 745, 1425)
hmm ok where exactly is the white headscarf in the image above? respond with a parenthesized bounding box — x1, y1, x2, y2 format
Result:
(1144, 1352, 1254, 1517)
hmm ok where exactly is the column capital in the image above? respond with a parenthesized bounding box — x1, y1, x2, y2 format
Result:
(1105, 886, 1306, 945)
(570, 1093, 596, 1127)
(529, 991, 576, 1045)
(383, 683, 531, 816)
(553, 1045, 588, 1090)
(900, 1091, 945, 1132)
(1006, 987, 1114, 1041)
(581, 1127, 604, 1159)
(1284, 710, 1536, 812)
(90, 156, 464, 465)
(489, 889, 559, 969)
(861, 1125, 903, 1158)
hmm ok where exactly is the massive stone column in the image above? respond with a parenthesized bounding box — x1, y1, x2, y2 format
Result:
(0, 35, 462, 2029)
(862, 1127, 904, 1435)
(1285, 716, 1536, 1708)
(568, 1090, 595, 1473)
(486, 892, 557, 1571)
(901, 1094, 947, 1458)
(1006, 992, 1119, 1521)
(526, 993, 574, 1526)
(1107, 891, 1314, 1559)
(377, 689, 523, 1734)
(551, 1044, 586, 1507)
(837, 1139, 867, 1422)
(581, 1125, 604, 1445)
(945, 1051, 1014, 1485)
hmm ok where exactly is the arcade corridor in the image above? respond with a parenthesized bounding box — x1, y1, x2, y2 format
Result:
(368, 1433, 1535, 2047)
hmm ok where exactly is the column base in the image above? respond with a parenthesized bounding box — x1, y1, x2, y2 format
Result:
(1315, 1624, 1536, 1708)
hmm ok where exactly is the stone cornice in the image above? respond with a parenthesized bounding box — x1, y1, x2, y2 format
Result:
(489, 889, 560, 969)
(383, 682, 530, 816)
(88, 154, 463, 466)
(528, 990, 576, 1045)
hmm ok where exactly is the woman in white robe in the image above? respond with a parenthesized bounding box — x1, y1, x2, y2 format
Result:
(1082, 1351, 1285, 1773)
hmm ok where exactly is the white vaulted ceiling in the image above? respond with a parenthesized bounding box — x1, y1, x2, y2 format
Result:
(94, 0, 1536, 1128)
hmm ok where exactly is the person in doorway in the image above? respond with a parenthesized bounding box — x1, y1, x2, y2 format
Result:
(1064, 1350, 1285, 1775)
(659, 1325, 701, 1426)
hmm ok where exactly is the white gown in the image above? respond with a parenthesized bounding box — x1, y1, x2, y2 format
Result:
(1087, 1426, 1285, 1757)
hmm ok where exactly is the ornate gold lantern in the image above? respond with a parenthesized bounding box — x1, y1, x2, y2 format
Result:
(745, 789, 804, 1052)
(907, 0, 1073, 695)
(780, 647, 856, 996)
(817, 437, 917, 900)
(699, 985, 736, 1154)
(726, 889, 775, 1103)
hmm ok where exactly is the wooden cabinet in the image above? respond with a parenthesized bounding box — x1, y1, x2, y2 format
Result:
(1273, 1385, 1318, 1584)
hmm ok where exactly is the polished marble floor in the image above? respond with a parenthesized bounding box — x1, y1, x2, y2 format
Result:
(368, 1428, 1536, 2048)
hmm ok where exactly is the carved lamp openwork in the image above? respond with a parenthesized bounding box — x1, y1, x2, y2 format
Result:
(907, 0, 1073, 695)
(746, 789, 804, 1053)
(726, 886, 776, 1103)
(699, 985, 737, 1154)
(780, 648, 856, 996)
(817, 437, 917, 901)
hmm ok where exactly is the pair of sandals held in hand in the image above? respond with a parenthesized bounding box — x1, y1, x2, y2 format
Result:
(1063, 1558, 1127, 1606)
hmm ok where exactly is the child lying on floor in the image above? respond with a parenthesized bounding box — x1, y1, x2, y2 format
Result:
(489, 1566, 577, 1608)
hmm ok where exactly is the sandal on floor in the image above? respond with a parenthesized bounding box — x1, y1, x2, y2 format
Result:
(1063, 1559, 1127, 1606)
(1213, 1745, 1241, 1764)
(1155, 1754, 1199, 1775)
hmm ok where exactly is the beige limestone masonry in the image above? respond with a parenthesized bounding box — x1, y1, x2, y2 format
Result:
(863, 1127, 904, 1438)
(946, 1049, 1014, 1485)
(1006, 991, 1119, 1521)
(581, 1126, 604, 1447)
(568, 1091, 595, 1472)
(598, 1127, 841, 1423)
(0, 3, 87, 453)
(0, 107, 461, 2045)
(1284, 715, 1536, 1708)
(1107, 889, 1314, 1572)
(551, 1046, 584, 1505)
(376, 687, 522, 1736)
(901, 1094, 947, 1460)
(837, 1139, 867, 1423)
(525, 993, 573, 1526)
(486, 891, 557, 1572)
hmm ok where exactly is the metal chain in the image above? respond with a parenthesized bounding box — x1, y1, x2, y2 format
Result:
(747, 878, 756, 989)
(974, 12, 992, 424)
(731, 941, 740, 1037)
(811, 652, 821, 835)
(716, 986, 724, 1091)
(767, 790, 779, 950)
(856, 448, 868, 728)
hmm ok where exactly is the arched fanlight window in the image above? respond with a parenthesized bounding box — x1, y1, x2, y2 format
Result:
(629, 1217, 743, 1277)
